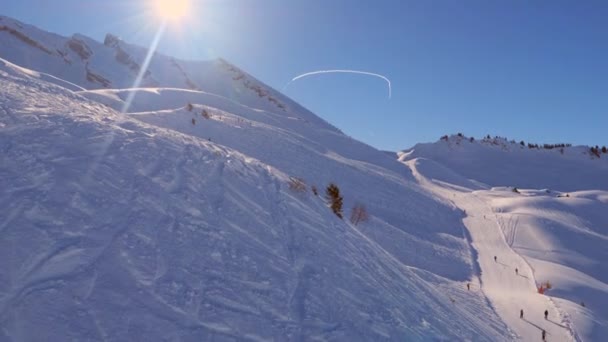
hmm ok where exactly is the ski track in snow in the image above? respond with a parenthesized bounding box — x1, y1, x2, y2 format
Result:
(406, 158, 594, 341)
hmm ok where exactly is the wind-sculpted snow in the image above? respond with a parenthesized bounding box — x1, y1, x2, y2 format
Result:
(0, 55, 85, 91)
(0, 60, 509, 340)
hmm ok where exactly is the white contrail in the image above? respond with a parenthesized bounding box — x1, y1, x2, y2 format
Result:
(285, 69, 391, 99)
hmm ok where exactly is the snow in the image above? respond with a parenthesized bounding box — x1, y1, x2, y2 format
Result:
(0, 15, 331, 129)
(2, 15, 607, 341)
(403, 134, 608, 192)
(0, 57, 508, 340)
(0, 57, 85, 91)
(402, 134, 608, 341)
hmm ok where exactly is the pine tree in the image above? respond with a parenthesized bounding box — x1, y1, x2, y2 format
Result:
(325, 183, 343, 219)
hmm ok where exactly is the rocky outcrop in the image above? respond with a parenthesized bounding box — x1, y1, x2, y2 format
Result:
(218, 59, 286, 111)
(55, 48, 72, 64)
(103, 33, 120, 48)
(85, 63, 111, 87)
(170, 59, 200, 90)
(104, 33, 150, 78)
(0, 25, 52, 55)
(67, 37, 92, 60)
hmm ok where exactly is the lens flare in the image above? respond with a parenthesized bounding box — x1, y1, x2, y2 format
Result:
(121, 23, 166, 113)
(153, 0, 190, 21)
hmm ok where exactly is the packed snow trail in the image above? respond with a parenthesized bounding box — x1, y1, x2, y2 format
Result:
(407, 158, 575, 341)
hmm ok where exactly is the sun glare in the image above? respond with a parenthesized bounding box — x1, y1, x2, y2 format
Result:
(153, 0, 190, 21)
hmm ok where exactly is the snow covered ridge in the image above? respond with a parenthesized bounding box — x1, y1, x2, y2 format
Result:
(1, 50, 511, 341)
(0, 15, 326, 126)
(401, 133, 608, 192)
(439, 133, 604, 159)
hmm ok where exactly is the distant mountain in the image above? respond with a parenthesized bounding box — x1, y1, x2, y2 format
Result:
(400, 134, 608, 192)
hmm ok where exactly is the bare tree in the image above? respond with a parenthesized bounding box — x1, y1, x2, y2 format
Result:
(288, 177, 307, 193)
(350, 203, 369, 226)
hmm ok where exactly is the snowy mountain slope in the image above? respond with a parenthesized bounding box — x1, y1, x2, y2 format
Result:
(403, 135, 608, 341)
(0, 57, 85, 91)
(486, 189, 608, 341)
(76, 87, 480, 282)
(77, 87, 410, 176)
(0, 15, 330, 130)
(3, 14, 605, 340)
(402, 134, 608, 192)
(408, 162, 575, 341)
(77, 87, 339, 138)
(0, 57, 510, 340)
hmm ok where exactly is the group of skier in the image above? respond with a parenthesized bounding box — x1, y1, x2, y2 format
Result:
(491, 255, 551, 341)
(519, 309, 549, 340)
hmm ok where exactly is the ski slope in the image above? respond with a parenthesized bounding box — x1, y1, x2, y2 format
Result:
(487, 189, 608, 341)
(408, 163, 572, 341)
(402, 134, 608, 341)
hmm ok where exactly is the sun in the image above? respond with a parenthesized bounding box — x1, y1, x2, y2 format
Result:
(153, 0, 190, 21)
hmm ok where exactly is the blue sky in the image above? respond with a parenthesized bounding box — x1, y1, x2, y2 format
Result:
(1, 0, 607, 151)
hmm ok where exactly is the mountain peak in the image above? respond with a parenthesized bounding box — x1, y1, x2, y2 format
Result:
(0, 15, 325, 122)
(103, 33, 121, 48)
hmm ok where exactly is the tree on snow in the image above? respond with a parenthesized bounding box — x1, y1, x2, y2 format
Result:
(326, 183, 343, 219)
(350, 203, 369, 226)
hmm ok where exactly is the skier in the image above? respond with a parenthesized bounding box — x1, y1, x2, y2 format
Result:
(494, 256, 497, 262)
(467, 283, 470, 291)
(520, 309, 523, 319)
(544, 309, 548, 320)
(542, 329, 546, 341)
(516, 268, 518, 275)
